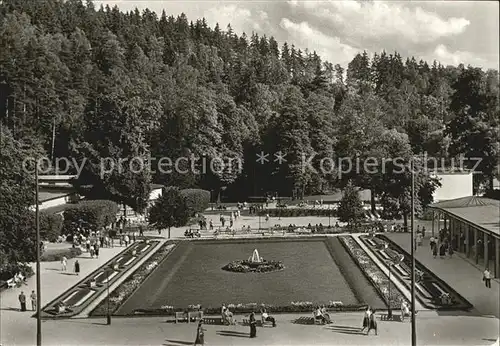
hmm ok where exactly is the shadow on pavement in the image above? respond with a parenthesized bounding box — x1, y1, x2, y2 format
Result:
(45, 268, 61, 271)
(164, 340, 193, 345)
(216, 331, 249, 338)
(292, 316, 314, 325)
(328, 325, 365, 335)
(0, 307, 20, 311)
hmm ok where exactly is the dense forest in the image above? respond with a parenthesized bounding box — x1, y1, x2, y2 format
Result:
(0, 0, 499, 219)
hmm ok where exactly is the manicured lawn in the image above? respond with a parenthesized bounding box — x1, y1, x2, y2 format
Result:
(116, 238, 384, 314)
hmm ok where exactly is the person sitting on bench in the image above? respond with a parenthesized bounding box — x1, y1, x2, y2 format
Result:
(320, 305, 331, 324)
(314, 306, 327, 324)
(222, 305, 234, 325)
(400, 300, 410, 322)
(261, 308, 276, 327)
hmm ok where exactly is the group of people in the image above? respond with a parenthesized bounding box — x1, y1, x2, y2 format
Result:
(429, 230, 454, 259)
(184, 229, 201, 238)
(18, 290, 37, 312)
(313, 306, 332, 324)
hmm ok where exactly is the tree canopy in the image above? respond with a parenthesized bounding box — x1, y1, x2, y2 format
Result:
(0, 0, 498, 217)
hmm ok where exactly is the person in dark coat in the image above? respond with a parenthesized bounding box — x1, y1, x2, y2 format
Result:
(194, 319, 205, 345)
(433, 244, 438, 258)
(249, 311, 257, 338)
(74, 260, 80, 276)
(18, 291, 27, 311)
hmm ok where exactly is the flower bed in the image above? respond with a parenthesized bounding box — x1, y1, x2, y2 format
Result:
(132, 300, 366, 316)
(90, 241, 177, 316)
(258, 208, 338, 217)
(222, 260, 284, 273)
(338, 236, 405, 309)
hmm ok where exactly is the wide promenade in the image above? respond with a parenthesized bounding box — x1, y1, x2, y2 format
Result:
(1, 213, 499, 345)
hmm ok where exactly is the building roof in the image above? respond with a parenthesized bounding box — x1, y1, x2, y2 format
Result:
(429, 196, 500, 237)
(303, 189, 372, 202)
(38, 190, 73, 202)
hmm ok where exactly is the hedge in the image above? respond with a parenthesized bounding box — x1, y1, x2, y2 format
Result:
(40, 212, 64, 242)
(180, 189, 210, 216)
(63, 200, 119, 233)
(258, 208, 338, 217)
(40, 247, 82, 262)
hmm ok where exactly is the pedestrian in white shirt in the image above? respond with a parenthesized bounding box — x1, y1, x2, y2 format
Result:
(483, 268, 492, 288)
(61, 256, 67, 271)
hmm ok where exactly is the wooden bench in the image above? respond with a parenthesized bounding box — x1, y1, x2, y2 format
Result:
(203, 317, 223, 325)
(175, 311, 204, 323)
(242, 315, 273, 327)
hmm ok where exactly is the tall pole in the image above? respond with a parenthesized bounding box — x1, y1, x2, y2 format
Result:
(388, 264, 392, 318)
(410, 159, 416, 346)
(106, 269, 111, 325)
(35, 164, 41, 346)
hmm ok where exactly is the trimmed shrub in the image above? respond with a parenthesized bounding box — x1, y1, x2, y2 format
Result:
(41, 247, 82, 262)
(63, 200, 119, 233)
(40, 212, 64, 242)
(180, 189, 210, 215)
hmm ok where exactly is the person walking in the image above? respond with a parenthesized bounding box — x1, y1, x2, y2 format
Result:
(483, 268, 492, 288)
(18, 291, 27, 311)
(361, 306, 371, 333)
(366, 309, 378, 335)
(193, 319, 205, 345)
(30, 290, 37, 311)
(61, 256, 67, 271)
(124, 234, 130, 247)
(74, 260, 80, 276)
(95, 244, 100, 259)
(433, 243, 438, 258)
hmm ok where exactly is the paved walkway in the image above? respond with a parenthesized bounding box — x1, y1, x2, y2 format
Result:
(386, 233, 500, 318)
(0, 244, 128, 345)
(2, 311, 498, 346)
(2, 215, 499, 345)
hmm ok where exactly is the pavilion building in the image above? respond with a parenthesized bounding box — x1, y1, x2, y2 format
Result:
(428, 196, 500, 278)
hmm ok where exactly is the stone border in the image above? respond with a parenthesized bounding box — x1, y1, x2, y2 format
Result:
(375, 234, 473, 311)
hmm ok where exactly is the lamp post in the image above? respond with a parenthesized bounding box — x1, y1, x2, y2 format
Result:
(410, 158, 416, 346)
(106, 267, 111, 325)
(35, 164, 42, 346)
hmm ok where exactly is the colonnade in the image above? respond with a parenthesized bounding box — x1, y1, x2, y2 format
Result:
(431, 210, 500, 278)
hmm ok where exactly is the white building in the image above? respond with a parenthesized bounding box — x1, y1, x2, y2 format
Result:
(34, 175, 163, 218)
(431, 172, 474, 202)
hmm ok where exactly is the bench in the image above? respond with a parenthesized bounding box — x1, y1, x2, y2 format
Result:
(242, 315, 273, 327)
(175, 311, 204, 323)
(6, 278, 17, 288)
(202, 317, 223, 325)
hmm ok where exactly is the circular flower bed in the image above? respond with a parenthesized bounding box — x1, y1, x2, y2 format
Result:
(222, 260, 284, 273)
